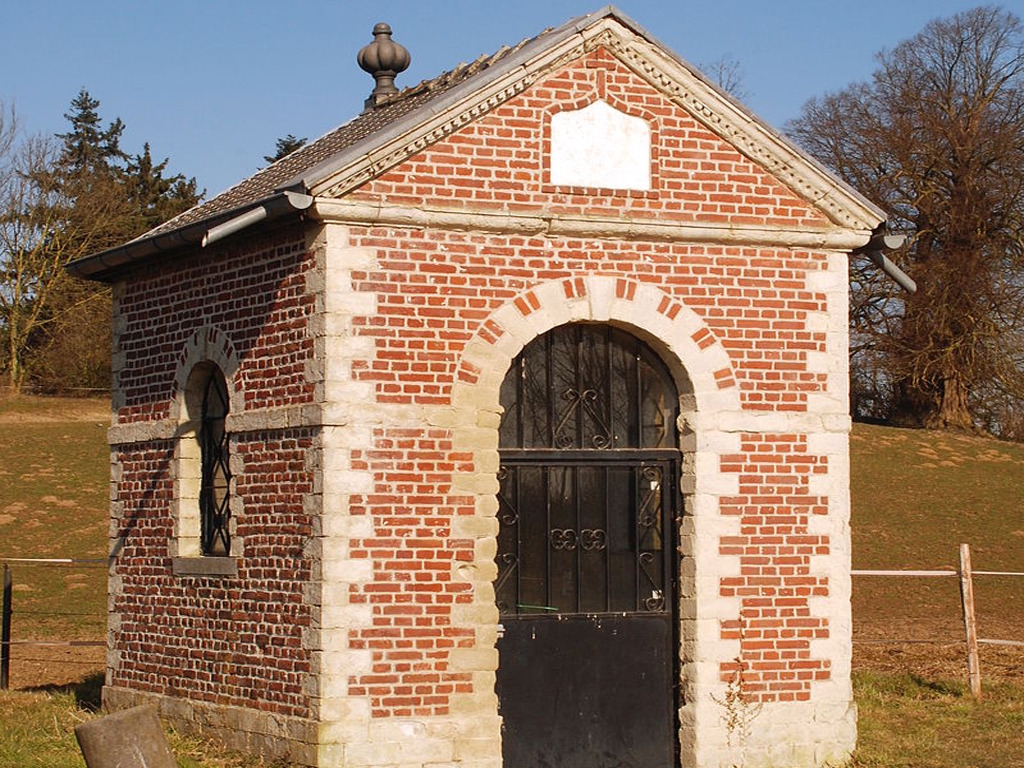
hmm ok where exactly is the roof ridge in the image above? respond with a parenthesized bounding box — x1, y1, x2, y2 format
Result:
(392, 34, 537, 102)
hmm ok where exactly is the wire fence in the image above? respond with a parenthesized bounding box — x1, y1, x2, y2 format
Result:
(2, 545, 1021, 697)
(853, 543, 1022, 699)
(1, 558, 107, 690)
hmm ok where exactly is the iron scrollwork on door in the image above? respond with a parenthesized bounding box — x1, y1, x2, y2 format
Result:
(549, 528, 578, 550)
(499, 324, 676, 452)
(580, 528, 608, 551)
(554, 389, 613, 449)
(495, 324, 681, 617)
(637, 465, 664, 550)
(496, 462, 675, 615)
(549, 527, 608, 551)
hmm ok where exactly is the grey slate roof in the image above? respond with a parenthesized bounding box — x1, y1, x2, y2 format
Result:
(145, 28, 559, 238)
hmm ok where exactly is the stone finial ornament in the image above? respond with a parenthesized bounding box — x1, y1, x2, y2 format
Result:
(357, 23, 411, 109)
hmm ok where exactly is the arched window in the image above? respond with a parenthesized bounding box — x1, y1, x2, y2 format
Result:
(172, 345, 239, 575)
(199, 367, 231, 556)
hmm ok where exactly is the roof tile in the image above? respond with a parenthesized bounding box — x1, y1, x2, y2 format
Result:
(147, 33, 541, 237)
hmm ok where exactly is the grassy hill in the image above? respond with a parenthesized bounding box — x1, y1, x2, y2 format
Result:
(0, 396, 109, 690)
(851, 424, 1024, 684)
(1, 396, 1022, 765)
(848, 424, 1024, 766)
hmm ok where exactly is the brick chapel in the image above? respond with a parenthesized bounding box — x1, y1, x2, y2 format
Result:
(70, 7, 901, 767)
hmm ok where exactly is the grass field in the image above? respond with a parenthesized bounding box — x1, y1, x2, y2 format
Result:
(0, 396, 109, 690)
(850, 424, 1024, 684)
(1, 395, 1022, 766)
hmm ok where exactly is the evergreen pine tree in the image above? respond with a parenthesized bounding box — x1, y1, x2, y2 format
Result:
(57, 88, 126, 177)
(264, 134, 306, 164)
(125, 143, 201, 233)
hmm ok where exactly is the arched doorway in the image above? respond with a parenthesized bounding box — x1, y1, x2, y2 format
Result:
(494, 323, 681, 768)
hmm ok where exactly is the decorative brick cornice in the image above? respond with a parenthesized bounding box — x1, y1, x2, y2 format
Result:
(603, 32, 883, 230)
(320, 77, 534, 199)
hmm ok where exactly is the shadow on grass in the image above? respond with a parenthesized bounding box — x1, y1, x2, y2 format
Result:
(26, 671, 104, 711)
(908, 673, 967, 697)
(855, 669, 970, 700)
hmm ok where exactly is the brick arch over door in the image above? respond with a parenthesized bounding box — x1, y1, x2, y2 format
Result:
(446, 274, 743, 752)
(452, 274, 740, 429)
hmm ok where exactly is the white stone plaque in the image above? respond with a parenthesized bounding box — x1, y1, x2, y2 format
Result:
(550, 99, 651, 190)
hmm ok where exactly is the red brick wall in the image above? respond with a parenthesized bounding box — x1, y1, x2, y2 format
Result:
(349, 231, 827, 411)
(109, 224, 318, 719)
(347, 428, 476, 717)
(336, 48, 837, 711)
(111, 430, 317, 717)
(718, 434, 831, 702)
(114, 224, 315, 422)
(340, 227, 832, 709)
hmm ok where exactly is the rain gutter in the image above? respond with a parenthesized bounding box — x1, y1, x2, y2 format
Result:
(66, 189, 314, 282)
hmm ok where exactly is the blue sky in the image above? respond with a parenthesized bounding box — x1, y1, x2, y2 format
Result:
(3, 1, 1022, 198)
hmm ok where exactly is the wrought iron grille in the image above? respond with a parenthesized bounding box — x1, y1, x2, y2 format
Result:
(496, 461, 675, 615)
(496, 324, 680, 617)
(499, 324, 677, 451)
(199, 369, 231, 556)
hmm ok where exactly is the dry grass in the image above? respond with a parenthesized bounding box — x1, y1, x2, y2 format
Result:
(850, 423, 1024, 682)
(849, 424, 1024, 765)
(850, 672, 1024, 767)
(0, 395, 109, 667)
(0, 675, 286, 768)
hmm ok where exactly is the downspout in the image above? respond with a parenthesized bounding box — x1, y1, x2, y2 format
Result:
(202, 189, 314, 247)
(855, 226, 916, 293)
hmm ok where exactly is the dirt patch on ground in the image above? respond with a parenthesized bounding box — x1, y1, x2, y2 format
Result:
(6, 643, 105, 691)
(854, 641, 1024, 681)
(0, 395, 109, 424)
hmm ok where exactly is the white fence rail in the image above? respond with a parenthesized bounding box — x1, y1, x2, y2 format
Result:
(853, 543, 1023, 699)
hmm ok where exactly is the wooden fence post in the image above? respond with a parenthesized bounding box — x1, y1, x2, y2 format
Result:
(959, 543, 982, 701)
(1, 564, 11, 690)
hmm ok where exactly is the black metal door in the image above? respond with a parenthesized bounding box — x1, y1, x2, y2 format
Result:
(495, 325, 680, 768)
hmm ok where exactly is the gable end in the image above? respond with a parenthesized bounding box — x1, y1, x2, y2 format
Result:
(311, 16, 883, 233)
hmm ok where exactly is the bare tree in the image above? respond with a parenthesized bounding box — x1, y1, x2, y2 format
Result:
(789, 6, 1024, 431)
(701, 55, 750, 101)
(0, 92, 200, 394)
(0, 117, 123, 392)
